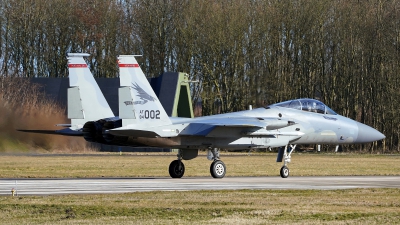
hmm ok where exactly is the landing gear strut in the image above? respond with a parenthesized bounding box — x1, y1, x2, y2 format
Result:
(277, 144, 296, 178)
(208, 148, 226, 178)
(169, 150, 185, 178)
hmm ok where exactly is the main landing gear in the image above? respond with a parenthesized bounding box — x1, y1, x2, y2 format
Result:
(168, 148, 226, 179)
(208, 148, 226, 178)
(277, 144, 297, 178)
(169, 159, 185, 178)
(169, 150, 185, 178)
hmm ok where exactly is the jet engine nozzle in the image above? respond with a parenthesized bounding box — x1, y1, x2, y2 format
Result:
(102, 119, 128, 145)
(82, 120, 107, 143)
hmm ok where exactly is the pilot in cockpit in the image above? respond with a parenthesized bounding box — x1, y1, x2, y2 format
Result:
(312, 102, 317, 113)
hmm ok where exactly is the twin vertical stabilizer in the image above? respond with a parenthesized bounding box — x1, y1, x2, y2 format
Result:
(118, 55, 171, 127)
(67, 53, 114, 127)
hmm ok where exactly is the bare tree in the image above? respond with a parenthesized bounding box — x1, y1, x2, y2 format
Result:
(0, 0, 399, 151)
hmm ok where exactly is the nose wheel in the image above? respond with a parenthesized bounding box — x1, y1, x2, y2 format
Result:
(280, 166, 289, 178)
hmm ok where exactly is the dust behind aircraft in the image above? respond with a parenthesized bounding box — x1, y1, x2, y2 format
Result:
(19, 53, 385, 179)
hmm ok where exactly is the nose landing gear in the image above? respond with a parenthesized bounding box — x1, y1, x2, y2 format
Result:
(277, 144, 296, 178)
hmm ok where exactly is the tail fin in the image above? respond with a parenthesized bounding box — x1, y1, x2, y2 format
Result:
(67, 53, 114, 127)
(118, 55, 171, 127)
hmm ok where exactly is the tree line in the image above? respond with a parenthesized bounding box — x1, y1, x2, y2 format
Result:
(0, 0, 399, 152)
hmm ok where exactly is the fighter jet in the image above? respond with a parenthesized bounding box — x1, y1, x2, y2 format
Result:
(20, 54, 385, 179)
(99, 55, 385, 179)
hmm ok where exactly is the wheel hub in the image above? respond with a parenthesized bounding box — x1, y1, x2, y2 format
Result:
(215, 163, 225, 176)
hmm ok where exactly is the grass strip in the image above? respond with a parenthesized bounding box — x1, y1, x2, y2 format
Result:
(1, 189, 399, 224)
(0, 153, 399, 178)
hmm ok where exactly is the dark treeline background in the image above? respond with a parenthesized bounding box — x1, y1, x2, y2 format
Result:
(0, 0, 399, 152)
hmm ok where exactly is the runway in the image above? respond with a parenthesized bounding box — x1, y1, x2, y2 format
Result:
(0, 176, 400, 195)
(1, 176, 399, 195)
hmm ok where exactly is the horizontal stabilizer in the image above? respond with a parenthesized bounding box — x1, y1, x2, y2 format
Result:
(17, 128, 83, 136)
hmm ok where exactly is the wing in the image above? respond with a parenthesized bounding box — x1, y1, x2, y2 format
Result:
(108, 117, 300, 138)
(178, 117, 299, 137)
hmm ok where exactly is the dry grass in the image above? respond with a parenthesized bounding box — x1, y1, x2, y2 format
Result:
(1, 153, 399, 224)
(0, 153, 399, 178)
(0, 188, 399, 224)
(0, 77, 87, 152)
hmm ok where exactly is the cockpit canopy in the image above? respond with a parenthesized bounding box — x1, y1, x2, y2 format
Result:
(270, 98, 337, 115)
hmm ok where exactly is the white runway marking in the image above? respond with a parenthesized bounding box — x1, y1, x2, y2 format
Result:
(1, 176, 399, 195)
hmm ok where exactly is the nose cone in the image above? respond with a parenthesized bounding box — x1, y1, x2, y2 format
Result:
(356, 122, 385, 143)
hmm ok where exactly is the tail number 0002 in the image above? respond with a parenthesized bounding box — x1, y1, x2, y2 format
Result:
(140, 110, 160, 119)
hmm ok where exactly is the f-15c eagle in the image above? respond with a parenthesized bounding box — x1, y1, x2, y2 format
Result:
(19, 53, 385, 179)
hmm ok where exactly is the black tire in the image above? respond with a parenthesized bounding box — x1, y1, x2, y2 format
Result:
(210, 160, 226, 178)
(169, 160, 185, 178)
(280, 166, 289, 178)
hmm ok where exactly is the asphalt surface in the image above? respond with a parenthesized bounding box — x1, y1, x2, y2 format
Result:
(1, 176, 399, 195)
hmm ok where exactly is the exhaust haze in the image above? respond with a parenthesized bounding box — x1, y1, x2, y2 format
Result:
(0, 78, 86, 152)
